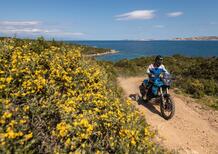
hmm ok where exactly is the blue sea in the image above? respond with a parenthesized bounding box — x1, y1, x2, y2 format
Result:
(70, 40, 218, 61)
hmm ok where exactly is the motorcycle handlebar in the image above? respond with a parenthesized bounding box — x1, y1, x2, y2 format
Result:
(148, 73, 176, 81)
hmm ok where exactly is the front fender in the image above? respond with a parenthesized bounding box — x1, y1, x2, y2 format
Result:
(163, 93, 170, 98)
(151, 79, 164, 95)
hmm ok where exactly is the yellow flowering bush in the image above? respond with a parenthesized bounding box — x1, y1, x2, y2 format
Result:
(0, 37, 163, 153)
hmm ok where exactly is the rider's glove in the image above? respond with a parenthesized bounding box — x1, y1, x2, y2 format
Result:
(150, 74, 155, 78)
(160, 74, 163, 78)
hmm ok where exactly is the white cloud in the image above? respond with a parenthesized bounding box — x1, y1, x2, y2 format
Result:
(0, 21, 40, 26)
(0, 28, 46, 33)
(0, 20, 84, 37)
(154, 25, 165, 28)
(167, 11, 183, 17)
(0, 28, 84, 37)
(115, 10, 156, 20)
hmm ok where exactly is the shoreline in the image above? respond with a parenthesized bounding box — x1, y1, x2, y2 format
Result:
(85, 49, 119, 57)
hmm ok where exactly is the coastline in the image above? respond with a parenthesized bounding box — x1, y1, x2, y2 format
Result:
(85, 49, 119, 57)
(174, 36, 218, 41)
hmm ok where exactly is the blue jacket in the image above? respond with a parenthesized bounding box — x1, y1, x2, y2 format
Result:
(146, 64, 169, 76)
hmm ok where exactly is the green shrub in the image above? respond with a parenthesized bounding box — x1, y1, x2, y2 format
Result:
(210, 101, 218, 110)
(202, 79, 218, 96)
(184, 79, 204, 98)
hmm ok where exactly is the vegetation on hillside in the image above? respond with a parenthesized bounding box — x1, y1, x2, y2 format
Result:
(0, 37, 111, 55)
(0, 38, 163, 153)
(65, 41, 112, 55)
(109, 55, 218, 109)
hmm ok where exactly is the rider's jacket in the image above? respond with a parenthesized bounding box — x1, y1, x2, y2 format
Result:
(144, 64, 170, 94)
(146, 64, 169, 76)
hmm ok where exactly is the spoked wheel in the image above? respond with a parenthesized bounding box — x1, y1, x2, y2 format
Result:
(160, 96, 175, 120)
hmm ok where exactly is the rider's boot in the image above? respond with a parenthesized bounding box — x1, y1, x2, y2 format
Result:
(142, 86, 149, 100)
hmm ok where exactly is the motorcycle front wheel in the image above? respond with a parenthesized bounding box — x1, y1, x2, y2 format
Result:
(160, 95, 175, 120)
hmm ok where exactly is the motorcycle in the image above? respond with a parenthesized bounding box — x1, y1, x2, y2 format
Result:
(139, 73, 175, 120)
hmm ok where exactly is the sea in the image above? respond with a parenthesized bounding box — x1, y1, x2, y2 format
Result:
(70, 40, 218, 61)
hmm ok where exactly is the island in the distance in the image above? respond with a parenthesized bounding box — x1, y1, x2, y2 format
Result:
(174, 36, 218, 40)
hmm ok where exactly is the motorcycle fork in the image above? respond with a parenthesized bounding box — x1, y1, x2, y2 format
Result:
(159, 87, 164, 103)
(160, 87, 169, 95)
(160, 87, 169, 103)
(160, 87, 163, 96)
(166, 88, 169, 94)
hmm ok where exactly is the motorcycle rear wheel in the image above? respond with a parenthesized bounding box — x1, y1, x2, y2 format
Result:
(160, 96, 175, 120)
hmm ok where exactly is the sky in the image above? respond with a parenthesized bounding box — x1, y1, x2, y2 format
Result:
(0, 0, 218, 40)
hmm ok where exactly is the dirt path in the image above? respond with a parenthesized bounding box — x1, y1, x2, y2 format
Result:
(118, 76, 218, 154)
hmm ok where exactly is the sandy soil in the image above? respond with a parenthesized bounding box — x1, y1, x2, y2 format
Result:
(118, 76, 218, 154)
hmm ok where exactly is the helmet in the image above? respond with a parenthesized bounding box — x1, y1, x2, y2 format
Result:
(155, 55, 163, 66)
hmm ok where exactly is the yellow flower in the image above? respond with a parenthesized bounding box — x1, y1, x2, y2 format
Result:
(18, 131, 24, 137)
(24, 133, 33, 141)
(56, 122, 71, 137)
(65, 138, 71, 146)
(6, 77, 13, 83)
(131, 138, 136, 145)
(9, 120, 17, 127)
(7, 130, 17, 139)
(23, 106, 30, 112)
(80, 118, 89, 126)
(2, 111, 12, 119)
(19, 119, 27, 124)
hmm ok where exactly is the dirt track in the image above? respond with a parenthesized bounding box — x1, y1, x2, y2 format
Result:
(118, 76, 218, 154)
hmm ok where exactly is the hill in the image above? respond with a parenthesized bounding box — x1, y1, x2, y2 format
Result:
(0, 37, 163, 153)
(174, 36, 218, 40)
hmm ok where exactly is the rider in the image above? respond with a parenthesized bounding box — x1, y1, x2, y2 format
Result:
(141, 55, 169, 98)
(147, 55, 169, 78)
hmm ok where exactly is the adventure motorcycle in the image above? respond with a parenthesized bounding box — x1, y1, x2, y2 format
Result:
(139, 73, 175, 120)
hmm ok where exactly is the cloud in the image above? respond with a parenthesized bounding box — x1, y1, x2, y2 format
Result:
(0, 20, 84, 37)
(0, 28, 84, 37)
(0, 28, 47, 33)
(0, 21, 40, 26)
(154, 25, 165, 28)
(167, 11, 183, 17)
(115, 10, 155, 20)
